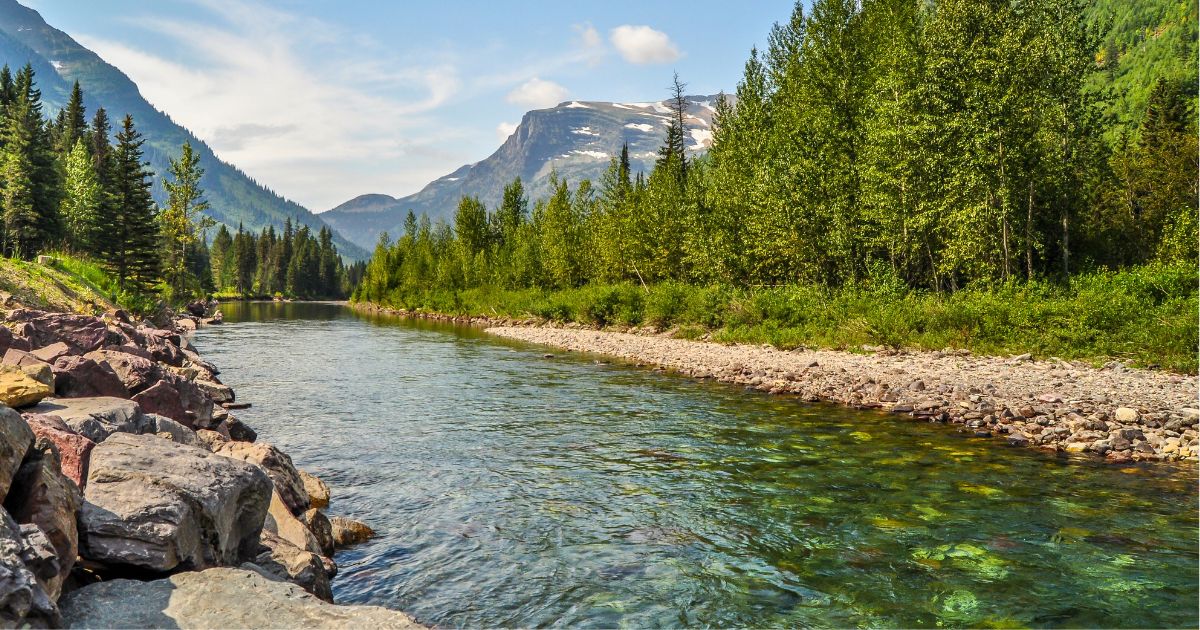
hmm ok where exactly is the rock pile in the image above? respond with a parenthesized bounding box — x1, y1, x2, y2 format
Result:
(0, 305, 399, 628)
(488, 325, 1200, 464)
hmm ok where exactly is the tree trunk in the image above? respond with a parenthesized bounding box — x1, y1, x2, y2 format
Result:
(1026, 182, 1034, 280)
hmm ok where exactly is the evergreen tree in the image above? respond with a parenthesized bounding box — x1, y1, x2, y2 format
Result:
(160, 141, 211, 300)
(61, 139, 99, 252)
(103, 114, 160, 291)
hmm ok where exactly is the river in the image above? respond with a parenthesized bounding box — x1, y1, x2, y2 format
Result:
(193, 302, 1198, 628)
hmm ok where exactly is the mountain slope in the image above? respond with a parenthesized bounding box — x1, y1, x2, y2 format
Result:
(322, 95, 725, 250)
(0, 0, 368, 259)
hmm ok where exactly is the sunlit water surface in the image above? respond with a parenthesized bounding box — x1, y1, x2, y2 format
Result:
(194, 302, 1199, 628)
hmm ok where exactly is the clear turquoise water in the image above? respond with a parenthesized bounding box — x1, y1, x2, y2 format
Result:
(195, 302, 1199, 628)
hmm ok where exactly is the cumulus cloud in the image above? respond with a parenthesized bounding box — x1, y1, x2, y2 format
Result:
(496, 121, 518, 141)
(610, 25, 682, 64)
(505, 77, 568, 109)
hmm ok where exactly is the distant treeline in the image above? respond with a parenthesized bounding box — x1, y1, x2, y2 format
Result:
(204, 220, 364, 299)
(355, 0, 1196, 307)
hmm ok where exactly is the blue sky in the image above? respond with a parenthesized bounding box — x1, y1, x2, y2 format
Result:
(21, 0, 795, 211)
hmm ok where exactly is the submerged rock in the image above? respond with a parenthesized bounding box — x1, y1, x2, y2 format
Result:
(59, 566, 422, 629)
(79, 433, 271, 573)
(330, 516, 376, 548)
(299, 469, 331, 509)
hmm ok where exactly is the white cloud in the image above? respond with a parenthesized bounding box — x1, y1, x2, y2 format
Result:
(73, 0, 463, 211)
(573, 23, 605, 65)
(610, 25, 682, 64)
(505, 77, 568, 109)
(496, 121, 518, 141)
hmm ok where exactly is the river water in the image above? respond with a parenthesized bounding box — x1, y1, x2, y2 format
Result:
(194, 302, 1198, 628)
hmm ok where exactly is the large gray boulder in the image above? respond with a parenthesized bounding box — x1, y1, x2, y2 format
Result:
(0, 509, 59, 628)
(25, 397, 146, 443)
(60, 567, 423, 629)
(0, 406, 33, 502)
(79, 433, 271, 573)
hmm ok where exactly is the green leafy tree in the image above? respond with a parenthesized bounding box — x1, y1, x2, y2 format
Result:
(160, 141, 212, 301)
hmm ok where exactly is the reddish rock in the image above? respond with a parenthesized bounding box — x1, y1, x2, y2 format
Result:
(132, 380, 189, 426)
(85, 349, 160, 394)
(2, 348, 50, 370)
(7, 311, 110, 354)
(22, 414, 95, 488)
(31, 342, 73, 363)
(51, 356, 130, 399)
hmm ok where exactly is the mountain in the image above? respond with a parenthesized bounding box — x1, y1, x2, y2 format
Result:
(322, 95, 726, 250)
(0, 1, 368, 259)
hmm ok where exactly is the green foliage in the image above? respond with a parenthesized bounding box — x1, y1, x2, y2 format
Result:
(160, 141, 212, 302)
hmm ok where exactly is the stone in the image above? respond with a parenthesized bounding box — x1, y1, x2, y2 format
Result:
(131, 380, 188, 425)
(1113, 407, 1141, 424)
(0, 363, 54, 408)
(50, 356, 129, 399)
(174, 377, 214, 426)
(907, 379, 925, 391)
(226, 415, 258, 442)
(21, 414, 94, 488)
(5, 443, 81, 600)
(30, 343, 72, 364)
(17, 523, 58, 586)
(299, 508, 335, 558)
(84, 349, 160, 394)
(79, 433, 272, 572)
(142, 414, 202, 448)
(196, 378, 235, 404)
(195, 428, 228, 451)
(330, 516, 375, 548)
(214, 440, 309, 515)
(254, 530, 333, 601)
(264, 490, 323, 556)
(0, 406, 33, 502)
(26, 397, 146, 443)
(0, 510, 59, 627)
(59, 567, 421, 629)
(299, 469, 331, 509)
(5, 311, 109, 355)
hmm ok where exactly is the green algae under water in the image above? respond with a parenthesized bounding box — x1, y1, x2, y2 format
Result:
(196, 302, 1199, 628)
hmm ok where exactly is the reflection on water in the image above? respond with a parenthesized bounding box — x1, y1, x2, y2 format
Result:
(197, 302, 1199, 628)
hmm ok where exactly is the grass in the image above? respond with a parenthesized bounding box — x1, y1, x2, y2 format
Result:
(0, 253, 160, 315)
(358, 264, 1199, 373)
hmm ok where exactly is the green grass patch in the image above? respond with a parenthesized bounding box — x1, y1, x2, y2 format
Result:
(355, 264, 1199, 373)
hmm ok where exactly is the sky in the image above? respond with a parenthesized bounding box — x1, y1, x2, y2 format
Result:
(21, 0, 795, 212)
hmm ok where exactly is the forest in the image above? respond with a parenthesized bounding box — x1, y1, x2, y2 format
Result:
(0, 64, 355, 306)
(352, 0, 1198, 370)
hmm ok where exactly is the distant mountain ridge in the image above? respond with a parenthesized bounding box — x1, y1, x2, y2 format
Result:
(0, 0, 368, 259)
(322, 95, 727, 250)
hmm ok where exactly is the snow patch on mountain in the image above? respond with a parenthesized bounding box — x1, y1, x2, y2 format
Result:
(572, 127, 599, 136)
(625, 123, 656, 133)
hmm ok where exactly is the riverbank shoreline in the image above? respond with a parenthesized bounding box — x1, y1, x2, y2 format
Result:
(0, 296, 421, 627)
(484, 324, 1198, 464)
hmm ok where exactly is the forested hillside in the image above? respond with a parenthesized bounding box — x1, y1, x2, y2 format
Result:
(0, 0, 368, 259)
(353, 0, 1198, 370)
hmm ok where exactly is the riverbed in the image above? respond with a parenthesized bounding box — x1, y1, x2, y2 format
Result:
(194, 302, 1198, 628)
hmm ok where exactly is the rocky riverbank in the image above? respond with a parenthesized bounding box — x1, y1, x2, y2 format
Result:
(487, 324, 1200, 464)
(0, 301, 419, 628)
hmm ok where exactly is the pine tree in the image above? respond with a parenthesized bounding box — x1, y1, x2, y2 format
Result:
(103, 114, 160, 292)
(160, 141, 211, 301)
(54, 81, 88, 156)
